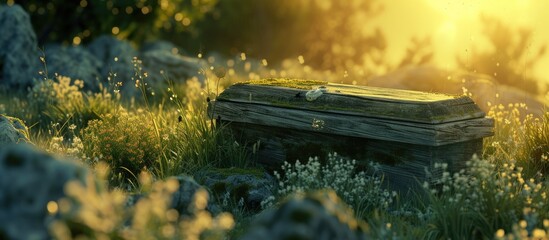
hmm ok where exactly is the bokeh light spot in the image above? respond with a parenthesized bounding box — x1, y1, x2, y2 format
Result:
(175, 13, 183, 21)
(125, 6, 133, 14)
(141, 6, 150, 15)
(72, 36, 81, 45)
(112, 27, 120, 35)
(182, 17, 191, 26)
(47, 201, 58, 214)
(79, 0, 88, 8)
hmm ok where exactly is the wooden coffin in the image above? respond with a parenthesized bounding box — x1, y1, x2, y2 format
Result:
(210, 78, 494, 192)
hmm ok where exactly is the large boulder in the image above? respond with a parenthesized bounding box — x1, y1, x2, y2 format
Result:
(240, 190, 370, 240)
(127, 174, 221, 216)
(140, 40, 185, 55)
(0, 114, 30, 149)
(140, 50, 204, 88)
(196, 168, 276, 212)
(0, 144, 87, 240)
(169, 175, 220, 216)
(44, 45, 103, 91)
(0, 4, 41, 90)
(87, 35, 138, 93)
(368, 65, 546, 116)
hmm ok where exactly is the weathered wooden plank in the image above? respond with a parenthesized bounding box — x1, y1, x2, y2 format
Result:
(211, 100, 494, 146)
(218, 80, 486, 124)
(212, 79, 494, 193)
(226, 122, 483, 193)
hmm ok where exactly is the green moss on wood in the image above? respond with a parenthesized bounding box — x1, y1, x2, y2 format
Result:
(238, 78, 328, 90)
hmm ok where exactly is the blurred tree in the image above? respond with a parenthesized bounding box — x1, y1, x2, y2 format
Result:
(457, 16, 546, 94)
(15, 0, 216, 45)
(190, 0, 386, 71)
(395, 36, 434, 69)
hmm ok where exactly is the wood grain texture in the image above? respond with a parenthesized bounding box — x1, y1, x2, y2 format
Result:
(211, 100, 494, 146)
(218, 82, 486, 124)
(227, 122, 483, 193)
(212, 79, 494, 192)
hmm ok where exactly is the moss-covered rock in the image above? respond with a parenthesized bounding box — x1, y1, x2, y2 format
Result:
(169, 174, 221, 216)
(195, 167, 275, 211)
(0, 114, 30, 148)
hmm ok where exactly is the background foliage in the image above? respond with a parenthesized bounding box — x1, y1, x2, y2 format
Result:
(17, 0, 216, 45)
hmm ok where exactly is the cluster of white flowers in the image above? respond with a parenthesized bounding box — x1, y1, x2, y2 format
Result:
(268, 152, 397, 217)
(48, 135, 84, 157)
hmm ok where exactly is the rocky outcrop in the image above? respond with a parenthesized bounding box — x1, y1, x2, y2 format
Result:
(44, 45, 103, 91)
(240, 190, 370, 240)
(0, 144, 87, 240)
(87, 35, 138, 90)
(141, 40, 184, 55)
(0, 114, 30, 148)
(128, 174, 221, 216)
(170, 175, 220, 215)
(197, 169, 275, 211)
(368, 65, 546, 116)
(0, 4, 41, 90)
(141, 50, 204, 86)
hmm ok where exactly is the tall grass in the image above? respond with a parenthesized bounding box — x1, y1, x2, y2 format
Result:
(484, 103, 549, 179)
(2, 51, 549, 239)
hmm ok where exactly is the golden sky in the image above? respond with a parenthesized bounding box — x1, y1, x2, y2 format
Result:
(373, 0, 549, 82)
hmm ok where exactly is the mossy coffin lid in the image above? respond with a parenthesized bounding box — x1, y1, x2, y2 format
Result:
(211, 78, 494, 146)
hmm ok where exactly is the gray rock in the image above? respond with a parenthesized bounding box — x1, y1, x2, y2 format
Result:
(0, 144, 87, 240)
(0, 114, 30, 149)
(240, 190, 370, 240)
(141, 40, 185, 55)
(125, 175, 220, 217)
(44, 45, 103, 91)
(87, 35, 138, 94)
(0, 4, 41, 90)
(140, 50, 204, 87)
(198, 169, 275, 211)
(169, 175, 220, 216)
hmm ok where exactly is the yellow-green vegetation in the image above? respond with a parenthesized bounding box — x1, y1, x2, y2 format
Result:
(240, 78, 328, 89)
(27, 75, 121, 131)
(484, 103, 549, 178)
(3, 1, 549, 238)
(1, 58, 549, 239)
(82, 110, 164, 184)
(50, 164, 234, 239)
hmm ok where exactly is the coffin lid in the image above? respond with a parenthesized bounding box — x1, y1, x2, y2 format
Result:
(212, 78, 494, 146)
(216, 78, 485, 124)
